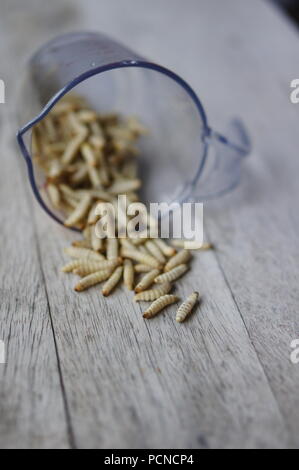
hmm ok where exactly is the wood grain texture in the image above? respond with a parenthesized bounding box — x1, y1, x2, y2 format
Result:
(1, 0, 299, 449)
(0, 120, 70, 449)
(0, 0, 77, 449)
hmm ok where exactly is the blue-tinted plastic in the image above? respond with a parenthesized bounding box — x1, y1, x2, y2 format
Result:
(16, 31, 251, 228)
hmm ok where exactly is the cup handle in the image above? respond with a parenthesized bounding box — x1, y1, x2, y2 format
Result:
(190, 118, 251, 200)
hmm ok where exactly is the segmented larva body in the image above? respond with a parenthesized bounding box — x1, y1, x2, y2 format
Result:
(64, 194, 92, 227)
(47, 184, 61, 208)
(107, 238, 119, 260)
(121, 249, 161, 269)
(155, 264, 188, 283)
(82, 226, 92, 246)
(77, 109, 98, 123)
(62, 131, 87, 166)
(143, 295, 179, 319)
(134, 264, 152, 273)
(98, 163, 110, 187)
(74, 268, 113, 291)
(87, 165, 102, 188)
(134, 282, 172, 302)
(164, 250, 191, 272)
(108, 179, 141, 195)
(91, 225, 103, 252)
(176, 292, 199, 323)
(102, 266, 123, 296)
(81, 142, 97, 167)
(123, 259, 134, 290)
(64, 246, 105, 262)
(171, 240, 214, 250)
(43, 115, 57, 142)
(87, 202, 100, 225)
(62, 258, 119, 274)
(134, 269, 160, 293)
(73, 267, 93, 277)
(153, 239, 176, 257)
(145, 241, 166, 264)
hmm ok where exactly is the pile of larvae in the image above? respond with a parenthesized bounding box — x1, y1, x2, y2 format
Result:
(32, 95, 212, 322)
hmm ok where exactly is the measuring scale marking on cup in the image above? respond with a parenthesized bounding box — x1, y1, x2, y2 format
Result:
(16, 31, 251, 229)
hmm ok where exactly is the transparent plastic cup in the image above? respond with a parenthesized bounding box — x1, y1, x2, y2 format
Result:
(16, 31, 251, 229)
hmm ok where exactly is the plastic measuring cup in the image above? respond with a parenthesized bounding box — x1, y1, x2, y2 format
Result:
(16, 31, 251, 228)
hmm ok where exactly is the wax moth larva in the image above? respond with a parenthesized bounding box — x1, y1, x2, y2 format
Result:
(143, 295, 179, 319)
(176, 292, 200, 323)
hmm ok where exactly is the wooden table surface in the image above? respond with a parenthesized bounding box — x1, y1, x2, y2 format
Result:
(0, 0, 299, 449)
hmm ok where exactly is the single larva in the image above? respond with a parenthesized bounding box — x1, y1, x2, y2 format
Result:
(108, 179, 141, 195)
(87, 202, 100, 225)
(143, 295, 179, 319)
(123, 259, 134, 290)
(89, 134, 105, 150)
(74, 268, 113, 292)
(68, 111, 88, 135)
(90, 225, 103, 252)
(176, 292, 199, 323)
(102, 266, 123, 296)
(82, 226, 92, 245)
(62, 258, 119, 274)
(107, 238, 119, 260)
(77, 109, 98, 123)
(153, 239, 176, 257)
(87, 165, 102, 188)
(164, 249, 191, 272)
(43, 115, 57, 142)
(171, 240, 214, 251)
(154, 264, 189, 283)
(64, 194, 92, 227)
(47, 184, 61, 208)
(48, 159, 63, 179)
(74, 261, 118, 277)
(134, 264, 152, 273)
(121, 248, 161, 269)
(145, 240, 166, 264)
(98, 161, 110, 187)
(134, 269, 160, 293)
(82, 188, 113, 202)
(64, 246, 105, 262)
(61, 131, 88, 166)
(81, 142, 97, 167)
(134, 282, 172, 302)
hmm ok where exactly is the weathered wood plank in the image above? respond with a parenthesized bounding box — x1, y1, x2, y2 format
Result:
(32, 208, 289, 448)
(0, 0, 75, 449)
(3, 0, 299, 449)
(182, 0, 299, 447)
(26, 0, 292, 448)
(0, 122, 70, 449)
